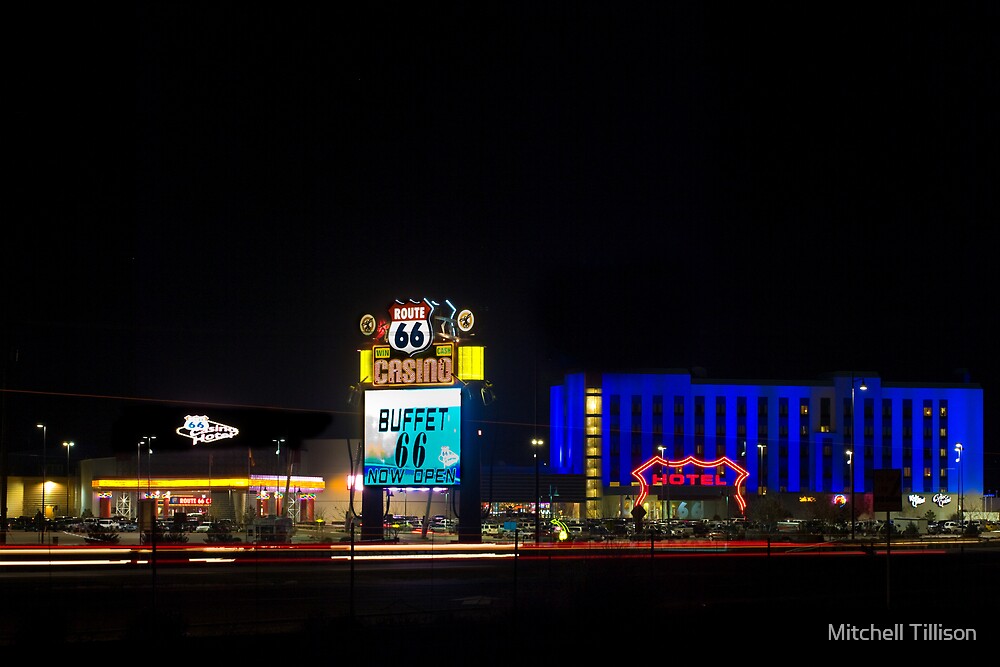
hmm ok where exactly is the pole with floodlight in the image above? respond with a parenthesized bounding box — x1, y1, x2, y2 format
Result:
(36, 424, 46, 542)
(849, 374, 867, 540)
(63, 441, 74, 517)
(532, 438, 543, 545)
(954, 443, 964, 525)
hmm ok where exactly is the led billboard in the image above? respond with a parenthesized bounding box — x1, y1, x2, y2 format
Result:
(363, 387, 461, 487)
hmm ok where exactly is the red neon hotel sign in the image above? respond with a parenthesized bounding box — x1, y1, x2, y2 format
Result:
(631, 455, 750, 514)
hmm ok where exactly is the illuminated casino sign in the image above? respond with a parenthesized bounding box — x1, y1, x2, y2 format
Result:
(631, 455, 750, 514)
(175, 415, 240, 445)
(363, 387, 462, 487)
(360, 298, 475, 388)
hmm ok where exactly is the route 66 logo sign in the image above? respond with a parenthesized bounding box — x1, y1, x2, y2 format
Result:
(388, 298, 435, 356)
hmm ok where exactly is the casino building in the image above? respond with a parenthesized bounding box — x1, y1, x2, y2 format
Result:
(548, 370, 985, 524)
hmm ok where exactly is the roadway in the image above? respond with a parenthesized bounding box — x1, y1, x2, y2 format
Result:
(1, 529, 997, 655)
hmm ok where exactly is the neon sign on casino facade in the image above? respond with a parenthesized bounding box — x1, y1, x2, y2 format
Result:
(631, 455, 750, 514)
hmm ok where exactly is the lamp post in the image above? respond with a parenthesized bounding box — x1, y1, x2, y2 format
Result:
(144, 436, 155, 498)
(846, 449, 854, 540)
(757, 443, 766, 496)
(657, 445, 668, 521)
(849, 375, 867, 541)
(954, 443, 964, 524)
(36, 424, 46, 541)
(532, 438, 543, 545)
(273, 439, 285, 517)
(63, 441, 74, 517)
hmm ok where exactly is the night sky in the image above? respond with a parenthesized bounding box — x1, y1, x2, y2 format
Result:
(4, 4, 997, 481)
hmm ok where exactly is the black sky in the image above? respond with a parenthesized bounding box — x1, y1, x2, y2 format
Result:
(4, 4, 998, 476)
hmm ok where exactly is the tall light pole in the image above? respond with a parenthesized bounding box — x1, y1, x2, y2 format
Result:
(273, 439, 285, 517)
(849, 375, 867, 541)
(657, 445, 668, 521)
(144, 436, 155, 498)
(846, 449, 854, 540)
(137, 440, 142, 517)
(954, 443, 964, 523)
(532, 438, 543, 545)
(757, 443, 766, 496)
(36, 424, 46, 540)
(63, 441, 74, 517)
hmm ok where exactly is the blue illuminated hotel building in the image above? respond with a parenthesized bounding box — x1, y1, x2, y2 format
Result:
(549, 370, 983, 523)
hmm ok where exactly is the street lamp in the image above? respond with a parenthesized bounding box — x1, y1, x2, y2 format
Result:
(657, 445, 668, 521)
(954, 443, 964, 523)
(846, 449, 854, 540)
(145, 436, 155, 497)
(63, 441, 74, 517)
(138, 436, 155, 520)
(36, 424, 46, 540)
(757, 443, 766, 496)
(273, 439, 285, 517)
(532, 438, 543, 545)
(849, 375, 867, 540)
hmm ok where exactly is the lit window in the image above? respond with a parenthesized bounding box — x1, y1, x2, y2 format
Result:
(939, 428, 947, 437)
(800, 405, 809, 415)
(940, 406, 947, 417)
(923, 407, 932, 417)
(924, 467, 932, 478)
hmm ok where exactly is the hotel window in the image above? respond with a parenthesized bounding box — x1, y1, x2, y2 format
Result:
(695, 398, 705, 417)
(695, 443, 704, 455)
(800, 425, 808, 436)
(758, 397, 768, 416)
(779, 399, 788, 417)
(939, 428, 947, 437)
(903, 466, 912, 479)
(940, 405, 947, 417)
(800, 403, 809, 415)
(674, 396, 684, 415)
(738, 424, 747, 437)
(924, 467, 932, 478)
(737, 398, 747, 416)
(716, 397, 725, 415)
(923, 406, 932, 417)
